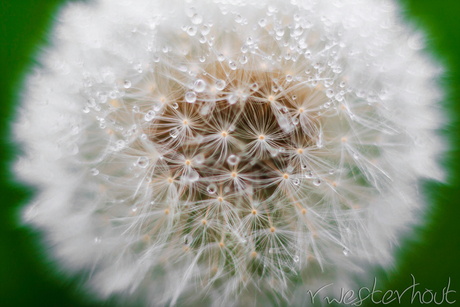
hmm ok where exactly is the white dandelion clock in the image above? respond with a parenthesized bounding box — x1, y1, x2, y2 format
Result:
(14, 0, 445, 306)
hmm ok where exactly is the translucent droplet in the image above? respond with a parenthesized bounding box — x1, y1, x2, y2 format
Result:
(172, 103, 179, 109)
(194, 79, 206, 92)
(343, 248, 349, 256)
(228, 124, 235, 131)
(239, 55, 248, 64)
(217, 54, 225, 62)
(313, 178, 321, 186)
(215, 80, 226, 91)
(246, 37, 254, 45)
(201, 25, 210, 35)
(191, 13, 203, 24)
(199, 56, 206, 62)
(229, 60, 237, 70)
(326, 89, 334, 98)
(194, 154, 205, 164)
(293, 255, 300, 262)
(185, 91, 197, 103)
(123, 80, 131, 88)
(241, 44, 249, 53)
(292, 118, 299, 125)
(91, 168, 99, 176)
(292, 95, 297, 100)
(137, 156, 149, 168)
(305, 170, 313, 178)
(170, 128, 180, 138)
(227, 154, 240, 165)
(301, 164, 307, 170)
(323, 102, 331, 108)
(132, 105, 140, 113)
(144, 110, 156, 121)
(116, 140, 125, 149)
(293, 178, 300, 186)
(235, 14, 243, 23)
(94, 237, 101, 244)
(250, 83, 259, 91)
(184, 234, 193, 246)
(199, 35, 206, 44)
(82, 107, 90, 113)
(258, 18, 267, 27)
(187, 26, 197, 36)
(286, 74, 293, 82)
(207, 184, 217, 194)
(227, 94, 238, 105)
(224, 186, 230, 193)
(187, 170, 200, 182)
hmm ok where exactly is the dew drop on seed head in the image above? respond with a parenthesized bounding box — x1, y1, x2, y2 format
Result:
(187, 26, 197, 36)
(229, 60, 237, 70)
(286, 74, 293, 82)
(215, 80, 226, 91)
(239, 55, 248, 64)
(305, 170, 313, 178)
(218, 54, 225, 61)
(194, 79, 206, 92)
(292, 95, 297, 100)
(326, 89, 334, 98)
(172, 103, 179, 109)
(207, 184, 217, 194)
(313, 178, 321, 186)
(187, 170, 200, 182)
(170, 128, 180, 138)
(241, 44, 248, 53)
(132, 105, 140, 113)
(194, 154, 205, 164)
(199, 56, 206, 62)
(258, 18, 267, 27)
(94, 237, 101, 244)
(123, 80, 131, 88)
(184, 234, 193, 246)
(293, 255, 300, 262)
(144, 110, 156, 121)
(137, 156, 149, 168)
(227, 154, 240, 165)
(293, 178, 300, 185)
(227, 94, 238, 105)
(185, 91, 197, 103)
(191, 13, 202, 24)
(250, 83, 259, 91)
(201, 25, 210, 35)
(91, 168, 99, 176)
(292, 117, 299, 125)
(343, 248, 349, 256)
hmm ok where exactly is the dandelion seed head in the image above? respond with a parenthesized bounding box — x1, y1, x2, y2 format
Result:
(14, 0, 445, 305)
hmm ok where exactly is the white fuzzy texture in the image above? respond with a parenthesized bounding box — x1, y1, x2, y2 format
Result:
(15, 0, 444, 306)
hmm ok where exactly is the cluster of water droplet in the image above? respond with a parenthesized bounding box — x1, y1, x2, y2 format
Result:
(17, 0, 444, 304)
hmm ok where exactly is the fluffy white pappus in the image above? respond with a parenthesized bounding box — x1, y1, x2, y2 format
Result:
(14, 0, 445, 306)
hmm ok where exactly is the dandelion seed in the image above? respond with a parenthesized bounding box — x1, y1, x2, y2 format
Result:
(14, 0, 445, 306)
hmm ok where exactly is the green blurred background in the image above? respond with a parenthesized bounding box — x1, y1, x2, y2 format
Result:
(0, 0, 459, 306)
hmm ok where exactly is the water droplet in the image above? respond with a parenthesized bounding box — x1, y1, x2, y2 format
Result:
(82, 107, 90, 113)
(241, 44, 248, 53)
(172, 103, 179, 109)
(187, 170, 200, 182)
(187, 26, 197, 36)
(199, 56, 206, 62)
(201, 25, 210, 35)
(144, 110, 156, 121)
(132, 105, 140, 113)
(191, 13, 202, 24)
(215, 80, 226, 91)
(293, 255, 300, 262)
(305, 170, 313, 178)
(217, 54, 225, 62)
(227, 94, 237, 105)
(228, 124, 235, 131)
(292, 95, 297, 100)
(286, 74, 293, 82)
(194, 154, 205, 164)
(199, 35, 206, 44)
(229, 60, 237, 70)
(185, 91, 197, 103)
(246, 37, 254, 45)
(91, 168, 99, 176)
(292, 118, 299, 125)
(194, 79, 206, 92)
(313, 178, 321, 186)
(123, 80, 131, 88)
(323, 102, 331, 108)
(343, 248, 349, 256)
(326, 89, 334, 98)
(239, 55, 248, 64)
(258, 18, 267, 27)
(227, 154, 240, 165)
(137, 156, 149, 168)
(207, 184, 217, 194)
(276, 28, 284, 36)
(293, 178, 300, 185)
(170, 128, 180, 138)
(250, 83, 259, 91)
(184, 234, 193, 246)
(116, 140, 125, 149)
